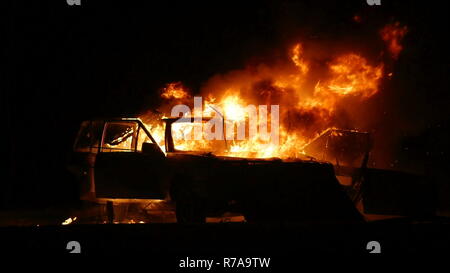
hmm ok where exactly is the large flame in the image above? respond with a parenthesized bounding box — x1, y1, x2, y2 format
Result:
(142, 22, 406, 159)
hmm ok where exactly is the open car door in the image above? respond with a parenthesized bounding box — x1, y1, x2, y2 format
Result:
(94, 120, 167, 199)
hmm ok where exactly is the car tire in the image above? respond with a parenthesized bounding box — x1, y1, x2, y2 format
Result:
(171, 175, 206, 224)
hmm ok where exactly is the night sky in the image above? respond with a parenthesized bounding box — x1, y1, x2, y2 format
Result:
(3, 0, 450, 208)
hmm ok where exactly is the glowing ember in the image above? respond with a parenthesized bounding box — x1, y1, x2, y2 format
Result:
(62, 217, 77, 225)
(291, 43, 308, 75)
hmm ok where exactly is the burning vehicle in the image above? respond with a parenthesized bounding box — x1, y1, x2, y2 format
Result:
(69, 116, 363, 223)
(68, 20, 435, 224)
(5, 0, 450, 258)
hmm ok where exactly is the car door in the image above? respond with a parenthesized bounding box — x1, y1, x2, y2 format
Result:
(94, 120, 167, 199)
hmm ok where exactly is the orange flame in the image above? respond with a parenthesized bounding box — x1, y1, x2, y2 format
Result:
(143, 23, 406, 159)
(291, 43, 309, 74)
(161, 81, 189, 99)
(315, 54, 383, 98)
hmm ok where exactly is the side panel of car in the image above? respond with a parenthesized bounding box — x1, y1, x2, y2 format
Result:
(71, 119, 168, 200)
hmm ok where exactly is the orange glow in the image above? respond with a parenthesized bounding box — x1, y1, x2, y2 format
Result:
(291, 43, 308, 74)
(62, 217, 77, 225)
(142, 27, 404, 159)
(380, 22, 408, 60)
(161, 81, 189, 99)
(315, 54, 383, 98)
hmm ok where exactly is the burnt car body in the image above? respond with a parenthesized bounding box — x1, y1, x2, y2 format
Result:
(68, 117, 363, 223)
(304, 128, 437, 217)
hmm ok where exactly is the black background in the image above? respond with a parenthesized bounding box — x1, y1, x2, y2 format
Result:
(3, 0, 450, 209)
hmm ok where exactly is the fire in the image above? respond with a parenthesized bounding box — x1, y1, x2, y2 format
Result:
(62, 217, 77, 225)
(315, 54, 383, 98)
(145, 123, 166, 152)
(161, 81, 189, 99)
(204, 94, 247, 121)
(380, 22, 408, 60)
(291, 43, 308, 75)
(141, 22, 406, 159)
